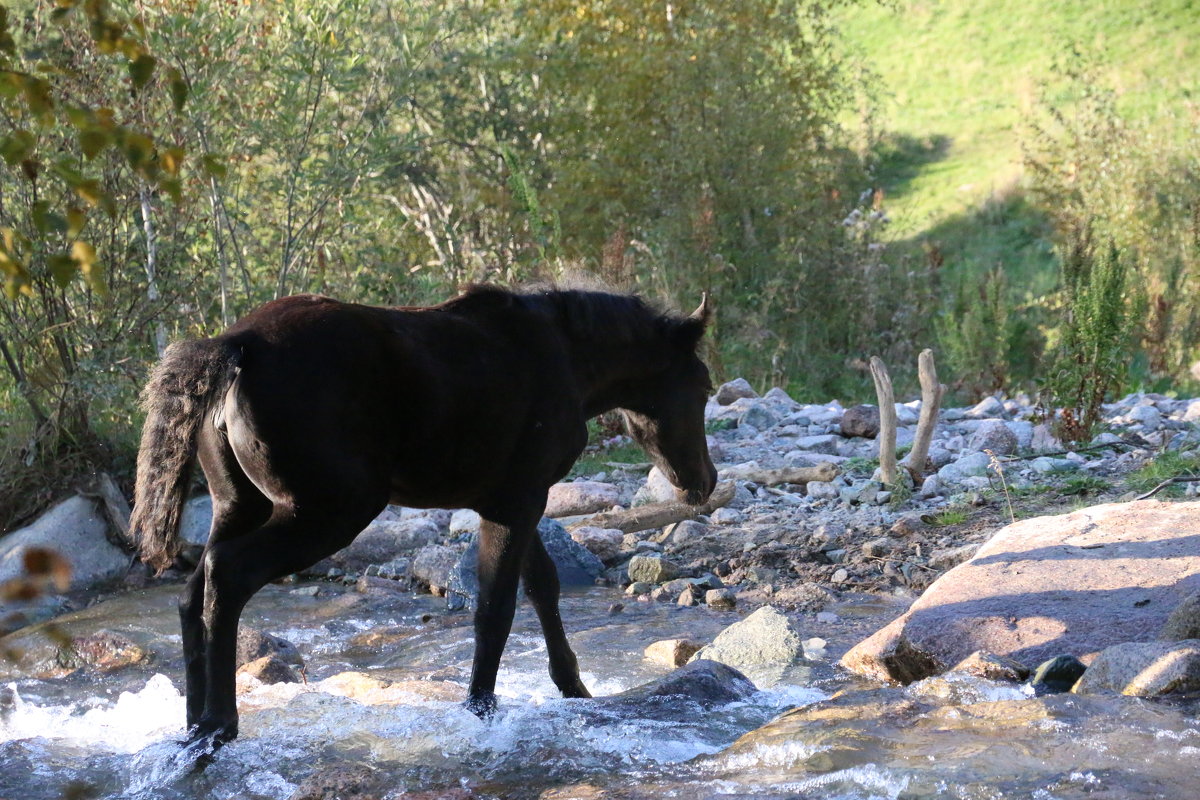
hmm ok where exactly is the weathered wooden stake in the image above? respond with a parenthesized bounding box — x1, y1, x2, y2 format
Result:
(870, 356, 898, 485)
(903, 348, 946, 479)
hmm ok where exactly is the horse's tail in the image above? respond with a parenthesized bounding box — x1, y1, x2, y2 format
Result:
(131, 337, 242, 574)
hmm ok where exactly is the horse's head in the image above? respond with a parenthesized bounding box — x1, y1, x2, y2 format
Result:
(621, 294, 718, 505)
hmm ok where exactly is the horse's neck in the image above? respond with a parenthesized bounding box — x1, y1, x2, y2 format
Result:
(568, 340, 665, 417)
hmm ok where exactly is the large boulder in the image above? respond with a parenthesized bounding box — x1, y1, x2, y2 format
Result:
(1073, 640, 1200, 697)
(841, 501, 1200, 684)
(446, 518, 604, 611)
(0, 496, 127, 594)
(331, 518, 440, 571)
(840, 405, 880, 439)
(545, 481, 620, 517)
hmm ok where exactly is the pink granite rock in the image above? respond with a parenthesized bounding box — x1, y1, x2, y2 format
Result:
(841, 501, 1200, 683)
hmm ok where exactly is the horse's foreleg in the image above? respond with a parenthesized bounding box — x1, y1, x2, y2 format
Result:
(522, 535, 591, 699)
(466, 506, 541, 718)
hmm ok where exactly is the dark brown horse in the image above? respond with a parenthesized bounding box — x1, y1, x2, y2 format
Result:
(130, 285, 716, 749)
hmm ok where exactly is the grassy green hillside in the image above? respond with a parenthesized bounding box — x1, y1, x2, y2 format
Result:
(838, 0, 1200, 293)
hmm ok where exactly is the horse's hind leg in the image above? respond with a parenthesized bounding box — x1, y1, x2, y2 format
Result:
(522, 535, 591, 699)
(181, 426, 272, 728)
(191, 502, 380, 744)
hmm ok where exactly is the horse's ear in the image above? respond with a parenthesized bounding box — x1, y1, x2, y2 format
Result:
(689, 291, 712, 327)
(673, 292, 711, 350)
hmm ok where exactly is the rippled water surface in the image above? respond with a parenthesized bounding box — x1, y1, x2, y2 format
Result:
(1, 583, 1197, 799)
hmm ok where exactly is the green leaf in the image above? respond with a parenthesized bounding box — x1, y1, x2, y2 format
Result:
(31, 200, 67, 234)
(121, 131, 154, 169)
(0, 130, 35, 165)
(48, 253, 76, 287)
(79, 128, 109, 159)
(129, 54, 156, 90)
(168, 68, 189, 112)
(200, 153, 227, 180)
(72, 240, 106, 295)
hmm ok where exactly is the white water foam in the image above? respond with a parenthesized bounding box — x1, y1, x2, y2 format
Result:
(1, 674, 185, 753)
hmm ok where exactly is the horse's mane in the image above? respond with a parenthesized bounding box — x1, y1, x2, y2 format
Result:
(444, 283, 690, 345)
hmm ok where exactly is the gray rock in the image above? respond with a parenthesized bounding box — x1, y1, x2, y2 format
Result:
(410, 544, 460, 591)
(895, 403, 920, 426)
(179, 494, 214, 555)
(1160, 591, 1200, 641)
(545, 481, 620, 517)
(706, 588, 737, 610)
(662, 519, 707, 545)
(1031, 457, 1080, 474)
(1074, 640, 1200, 696)
(966, 396, 1005, 419)
(739, 401, 779, 431)
(331, 518, 440, 570)
(627, 554, 681, 584)
(709, 507, 745, 525)
(634, 466, 680, 505)
(644, 638, 705, 667)
(1030, 423, 1062, 453)
(1007, 420, 1035, 450)
(570, 526, 624, 562)
(449, 509, 481, 537)
(927, 542, 981, 571)
(950, 650, 1029, 682)
(937, 451, 993, 483)
(690, 606, 807, 670)
(763, 387, 796, 406)
(0, 496, 127, 593)
(715, 378, 758, 405)
(806, 480, 840, 500)
(236, 627, 302, 668)
(841, 501, 1200, 684)
(1030, 655, 1087, 695)
(447, 518, 605, 611)
(967, 420, 1019, 456)
(795, 434, 841, 456)
(841, 405, 881, 439)
(596, 660, 756, 721)
(1126, 405, 1163, 431)
(237, 654, 301, 685)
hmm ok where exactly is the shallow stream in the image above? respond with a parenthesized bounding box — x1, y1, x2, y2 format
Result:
(1, 583, 1197, 799)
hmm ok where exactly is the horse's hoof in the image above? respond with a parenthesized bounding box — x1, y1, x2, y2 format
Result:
(563, 682, 592, 699)
(181, 717, 238, 765)
(464, 692, 498, 720)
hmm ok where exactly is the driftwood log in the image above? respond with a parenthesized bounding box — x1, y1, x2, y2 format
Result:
(573, 480, 736, 534)
(94, 472, 134, 550)
(719, 462, 839, 486)
(902, 348, 946, 479)
(869, 356, 898, 485)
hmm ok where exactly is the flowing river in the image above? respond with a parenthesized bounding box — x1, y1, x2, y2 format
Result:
(1, 582, 1197, 799)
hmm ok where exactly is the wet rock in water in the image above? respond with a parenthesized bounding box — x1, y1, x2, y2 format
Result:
(967, 419, 1019, 456)
(715, 378, 757, 405)
(410, 544, 461, 593)
(545, 481, 620, 518)
(677, 585, 701, 606)
(569, 526, 624, 562)
(331, 518, 440, 571)
(691, 606, 807, 670)
(1073, 640, 1200, 697)
(237, 654, 301, 685)
(841, 501, 1200, 684)
(0, 496, 127, 593)
(840, 404, 881, 439)
(290, 761, 382, 800)
(447, 519, 603, 611)
(627, 554, 680, 584)
(1030, 655, 1088, 695)
(625, 581, 653, 595)
(65, 630, 150, 672)
(595, 660, 756, 721)
(950, 650, 1030, 683)
(644, 638, 705, 667)
(236, 627, 303, 668)
(706, 588, 737, 610)
(1160, 590, 1200, 640)
(770, 582, 838, 613)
